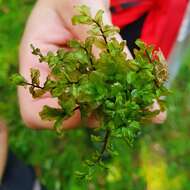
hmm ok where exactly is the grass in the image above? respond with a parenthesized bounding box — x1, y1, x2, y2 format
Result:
(0, 1, 190, 189)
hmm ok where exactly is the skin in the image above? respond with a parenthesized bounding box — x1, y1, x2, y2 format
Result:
(18, 0, 166, 130)
(0, 121, 8, 181)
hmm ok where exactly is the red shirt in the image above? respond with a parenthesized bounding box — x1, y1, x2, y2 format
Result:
(111, 0, 188, 58)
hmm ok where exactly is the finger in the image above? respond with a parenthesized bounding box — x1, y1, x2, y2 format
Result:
(18, 87, 81, 130)
(152, 111, 167, 124)
(57, 0, 112, 40)
(150, 100, 167, 124)
(87, 114, 100, 128)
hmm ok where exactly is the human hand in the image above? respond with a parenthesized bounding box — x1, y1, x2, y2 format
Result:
(18, 0, 130, 129)
(18, 0, 166, 130)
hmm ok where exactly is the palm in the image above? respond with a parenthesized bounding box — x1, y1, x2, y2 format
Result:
(18, 1, 80, 129)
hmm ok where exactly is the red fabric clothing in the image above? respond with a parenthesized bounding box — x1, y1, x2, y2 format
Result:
(111, 0, 188, 58)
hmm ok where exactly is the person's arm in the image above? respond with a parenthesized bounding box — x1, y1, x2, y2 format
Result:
(0, 121, 8, 182)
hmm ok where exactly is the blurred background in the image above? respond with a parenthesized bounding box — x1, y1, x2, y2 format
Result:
(0, 1, 190, 190)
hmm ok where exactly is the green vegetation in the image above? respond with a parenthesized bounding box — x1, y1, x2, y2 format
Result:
(0, 1, 190, 190)
(12, 5, 169, 180)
